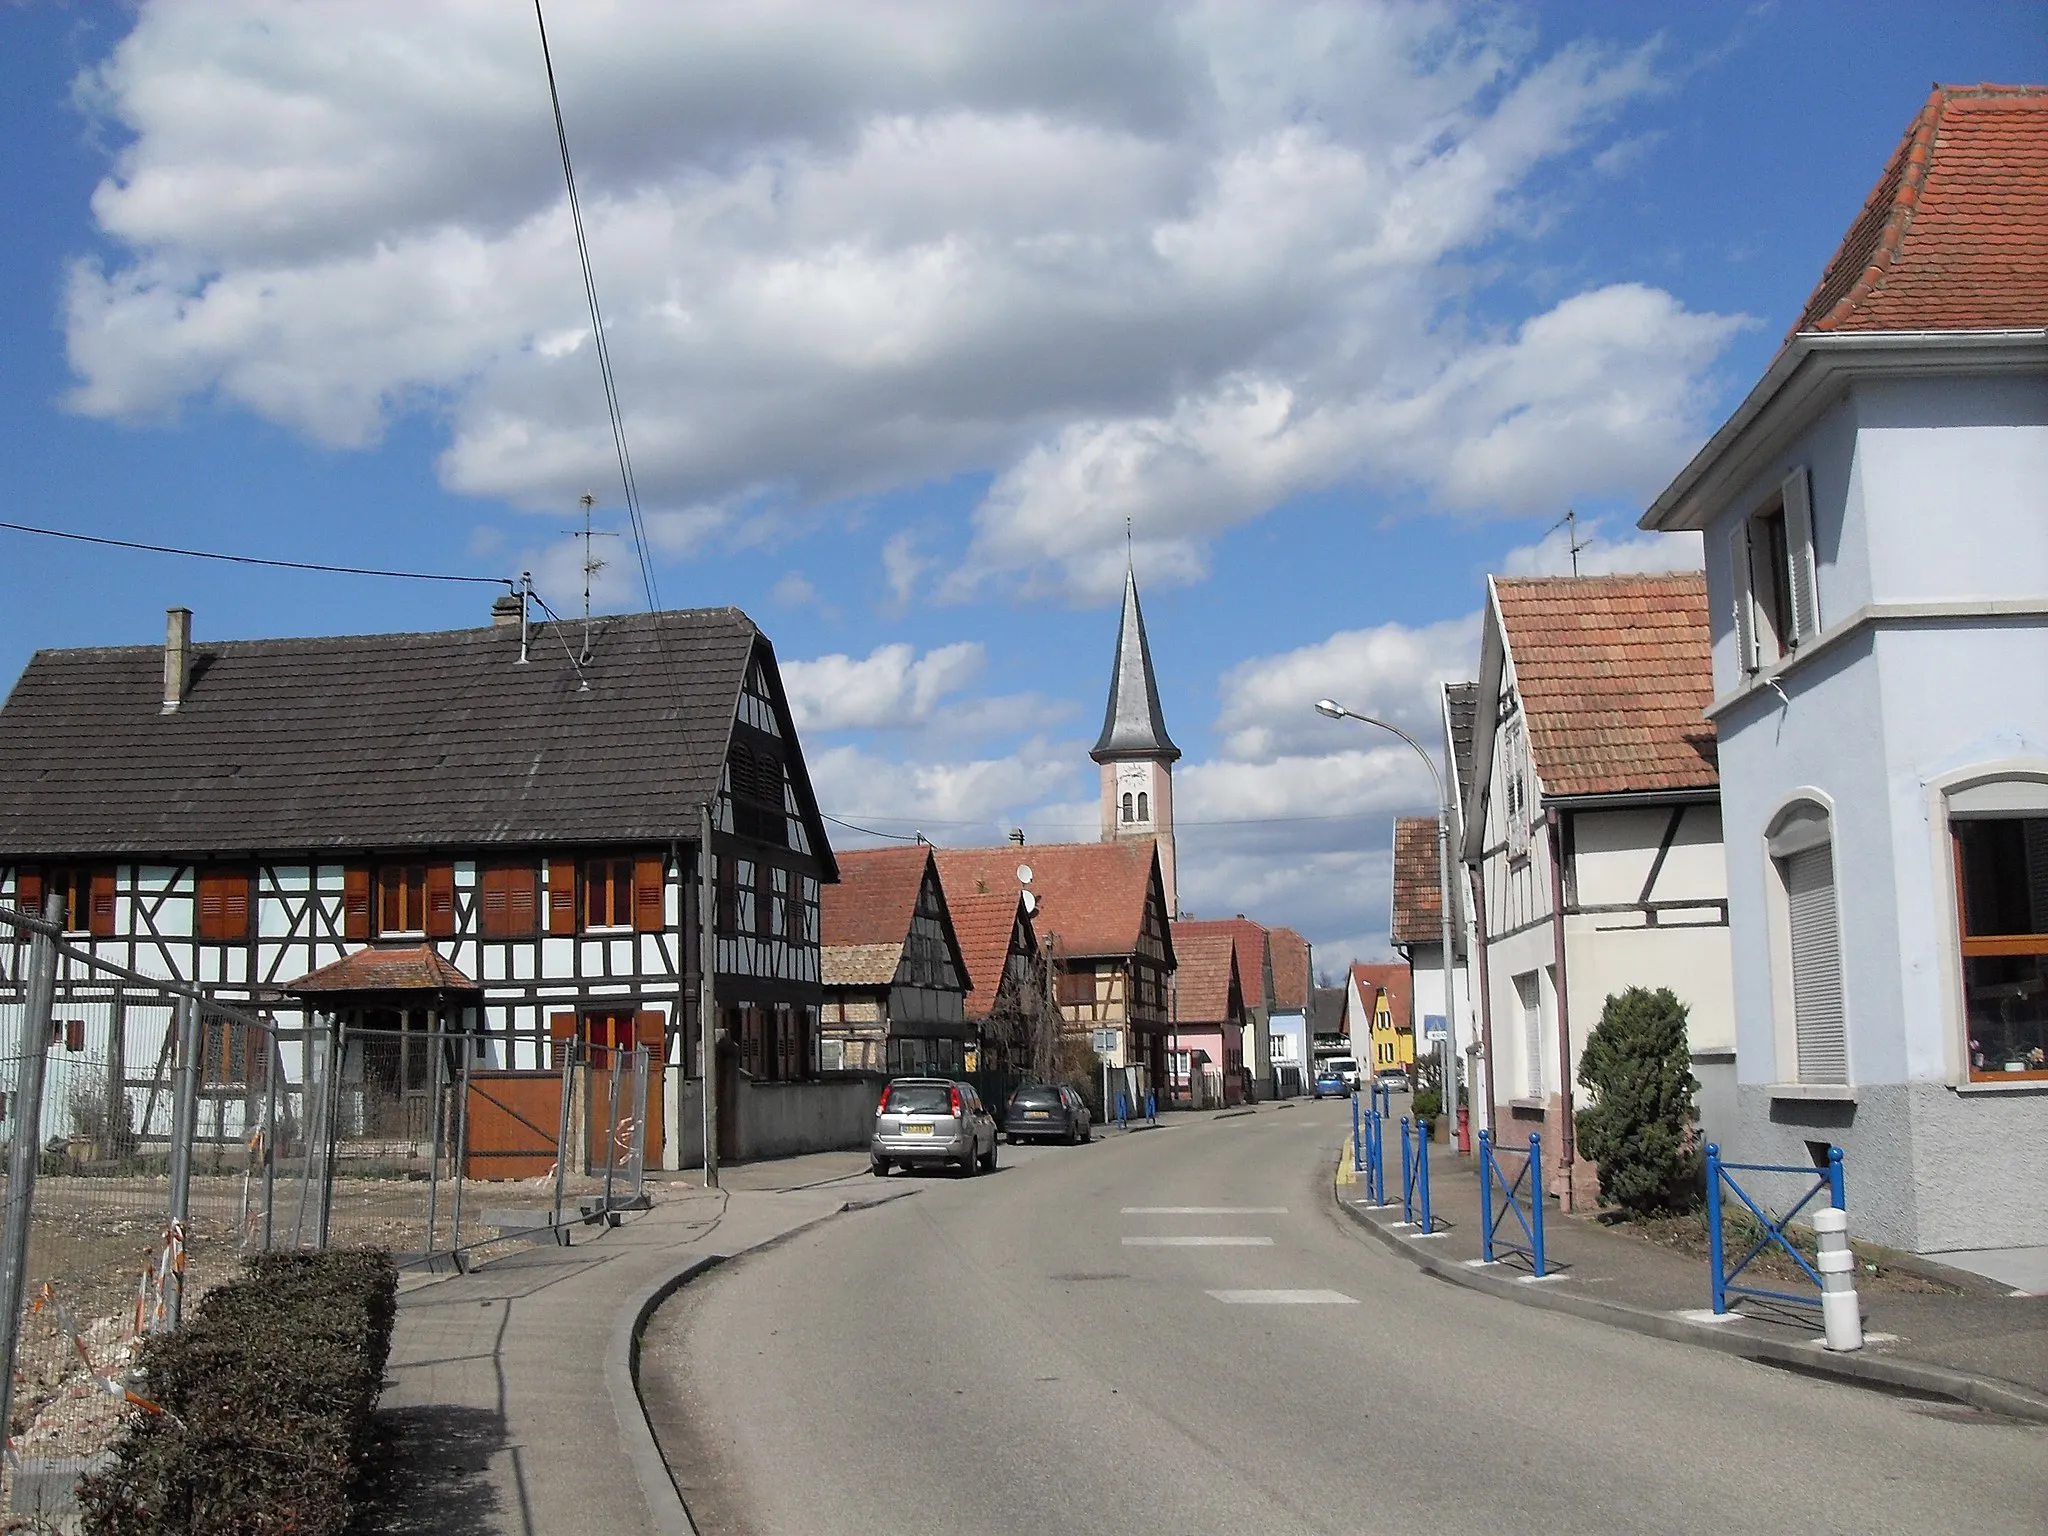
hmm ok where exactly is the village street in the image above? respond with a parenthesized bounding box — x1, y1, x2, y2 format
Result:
(642, 1105, 2047, 1536)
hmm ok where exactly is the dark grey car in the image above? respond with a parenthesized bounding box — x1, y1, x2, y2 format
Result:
(871, 1077, 998, 1177)
(1003, 1083, 1091, 1144)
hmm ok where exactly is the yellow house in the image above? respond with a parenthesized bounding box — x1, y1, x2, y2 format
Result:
(1348, 963, 1415, 1074)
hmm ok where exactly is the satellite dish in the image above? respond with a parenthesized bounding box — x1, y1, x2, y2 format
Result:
(1021, 890, 1038, 916)
(1016, 864, 1033, 885)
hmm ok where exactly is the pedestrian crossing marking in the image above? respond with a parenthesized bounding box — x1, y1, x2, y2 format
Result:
(1207, 1289, 1358, 1305)
(1122, 1236, 1274, 1246)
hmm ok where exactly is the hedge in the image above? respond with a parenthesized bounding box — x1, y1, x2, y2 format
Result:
(76, 1247, 398, 1536)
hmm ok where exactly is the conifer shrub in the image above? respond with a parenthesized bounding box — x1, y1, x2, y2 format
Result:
(77, 1247, 398, 1536)
(1573, 986, 1703, 1216)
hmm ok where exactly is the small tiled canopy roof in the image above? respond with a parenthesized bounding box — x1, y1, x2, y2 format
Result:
(1171, 925, 1240, 1024)
(949, 891, 1032, 1020)
(1351, 961, 1412, 1031)
(286, 945, 481, 995)
(1268, 927, 1311, 1011)
(1797, 84, 2048, 335)
(1390, 816, 1442, 945)
(1176, 917, 1268, 1011)
(1494, 573, 1717, 799)
(932, 842, 1168, 964)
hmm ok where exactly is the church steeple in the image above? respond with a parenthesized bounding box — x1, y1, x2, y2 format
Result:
(1091, 565, 1180, 764)
(1092, 560, 1179, 916)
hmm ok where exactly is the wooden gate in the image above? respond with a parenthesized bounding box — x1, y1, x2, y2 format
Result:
(463, 1071, 565, 1180)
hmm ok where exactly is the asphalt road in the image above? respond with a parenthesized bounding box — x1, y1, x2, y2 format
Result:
(642, 1103, 2048, 1536)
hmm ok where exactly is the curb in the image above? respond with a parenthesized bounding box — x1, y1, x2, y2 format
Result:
(1330, 1175, 2048, 1425)
(608, 1188, 919, 1535)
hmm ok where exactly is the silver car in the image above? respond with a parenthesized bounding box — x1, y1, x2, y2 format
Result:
(871, 1077, 999, 1177)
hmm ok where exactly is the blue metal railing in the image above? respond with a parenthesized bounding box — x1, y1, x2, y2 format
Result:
(1478, 1129, 1547, 1276)
(1400, 1117, 1433, 1231)
(1707, 1143, 1844, 1314)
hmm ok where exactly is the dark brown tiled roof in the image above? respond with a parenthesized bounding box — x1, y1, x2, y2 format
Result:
(1351, 961, 1412, 1033)
(1390, 816, 1442, 945)
(1798, 85, 2048, 334)
(1494, 574, 1717, 799)
(1444, 681, 1479, 814)
(949, 891, 1033, 1021)
(1268, 927, 1311, 1011)
(932, 842, 1165, 963)
(0, 609, 834, 869)
(1171, 925, 1240, 1024)
(286, 944, 480, 995)
(1176, 917, 1269, 1011)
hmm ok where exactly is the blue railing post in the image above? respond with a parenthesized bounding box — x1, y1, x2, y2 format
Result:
(1352, 1090, 1363, 1172)
(1478, 1129, 1495, 1263)
(1400, 1117, 1414, 1222)
(1827, 1144, 1845, 1210)
(1706, 1142, 1726, 1314)
(1418, 1119, 1432, 1233)
(1528, 1131, 1547, 1278)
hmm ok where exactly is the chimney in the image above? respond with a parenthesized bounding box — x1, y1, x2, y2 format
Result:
(162, 608, 192, 715)
(491, 592, 523, 627)
(1009, 828, 1025, 847)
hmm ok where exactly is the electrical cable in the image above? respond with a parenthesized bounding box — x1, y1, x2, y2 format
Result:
(818, 813, 925, 842)
(0, 519, 507, 585)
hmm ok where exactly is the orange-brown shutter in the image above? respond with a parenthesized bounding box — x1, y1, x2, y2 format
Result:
(426, 862, 457, 938)
(633, 855, 665, 932)
(635, 1010, 665, 1050)
(16, 866, 42, 915)
(549, 1010, 578, 1068)
(548, 859, 578, 935)
(227, 871, 252, 940)
(342, 866, 371, 940)
(507, 864, 537, 935)
(89, 869, 117, 936)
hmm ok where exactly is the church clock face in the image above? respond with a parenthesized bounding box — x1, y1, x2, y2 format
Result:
(1115, 763, 1153, 827)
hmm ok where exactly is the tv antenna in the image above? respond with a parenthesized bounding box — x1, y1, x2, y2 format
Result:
(566, 492, 619, 664)
(1546, 507, 1591, 576)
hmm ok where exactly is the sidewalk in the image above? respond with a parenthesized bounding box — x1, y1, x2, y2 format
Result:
(356, 1160, 909, 1536)
(1335, 1140, 2048, 1422)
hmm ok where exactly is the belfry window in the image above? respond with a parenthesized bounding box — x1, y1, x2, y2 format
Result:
(1136, 792, 1149, 822)
(1121, 792, 1134, 823)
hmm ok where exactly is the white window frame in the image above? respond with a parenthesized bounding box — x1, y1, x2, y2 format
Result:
(1730, 466, 1821, 678)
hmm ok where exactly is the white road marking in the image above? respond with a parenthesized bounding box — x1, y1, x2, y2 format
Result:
(1121, 1206, 1288, 1215)
(1122, 1236, 1275, 1247)
(1207, 1289, 1358, 1305)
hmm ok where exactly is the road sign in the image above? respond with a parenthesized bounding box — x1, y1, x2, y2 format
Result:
(1422, 1014, 1448, 1043)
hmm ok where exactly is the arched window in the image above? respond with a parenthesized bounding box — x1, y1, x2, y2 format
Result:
(1136, 791, 1149, 823)
(1947, 776, 2048, 1081)
(1767, 801, 1845, 1084)
(1121, 792, 1134, 823)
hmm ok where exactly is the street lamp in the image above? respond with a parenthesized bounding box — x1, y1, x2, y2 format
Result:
(1315, 699, 1460, 1151)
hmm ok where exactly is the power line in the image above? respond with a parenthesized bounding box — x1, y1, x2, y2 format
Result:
(819, 812, 925, 843)
(0, 519, 507, 586)
(821, 808, 1412, 831)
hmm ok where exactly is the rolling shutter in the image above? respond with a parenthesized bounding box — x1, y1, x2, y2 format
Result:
(342, 866, 371, 940)
(633, 855, 666, 933)
(1728, 521, 1758, 674)
(1786, 845, 1847, 1084)
(1781, 466, 1820, 643)
(548, 859, 578, 935)
(89, 869, 117, 936)
(1516, 972, 1543, 1098)
(426, 862, 457, 938)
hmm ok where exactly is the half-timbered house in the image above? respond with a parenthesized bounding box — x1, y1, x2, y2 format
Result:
(1165, 923, 1244, 1108)
(0, 602, 837, 1169)
(948, 888, 1048, 1075)
(819, 846, 970, 1075)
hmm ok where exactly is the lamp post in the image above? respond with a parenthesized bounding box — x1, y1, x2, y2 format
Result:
(1315, 699, 1459, 1151)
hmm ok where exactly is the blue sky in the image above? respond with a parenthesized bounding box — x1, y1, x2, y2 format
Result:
(3, 1, 2043, 970)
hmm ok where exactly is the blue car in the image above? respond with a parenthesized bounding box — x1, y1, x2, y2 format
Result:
(1312, 1066, 1350, 1099)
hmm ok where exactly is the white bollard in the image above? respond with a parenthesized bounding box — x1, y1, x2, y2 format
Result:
(1812, 1206, 1863, 1351)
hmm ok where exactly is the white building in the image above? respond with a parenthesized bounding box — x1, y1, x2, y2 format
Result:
(1639, 83, 2048, 1262)
(1464, 573, 1737, 1208)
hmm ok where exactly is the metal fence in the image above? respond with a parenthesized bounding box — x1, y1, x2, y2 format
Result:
(0, 900, 652, 1520)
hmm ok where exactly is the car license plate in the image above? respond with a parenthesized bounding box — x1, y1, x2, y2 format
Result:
(1027, 1110, 1050, 1119)
(903, 1123, 933, 1135)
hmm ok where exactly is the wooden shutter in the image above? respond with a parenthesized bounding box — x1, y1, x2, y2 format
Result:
(88, 869, 117, 936)
(715, 855, 736, 936)
(1781, 466, 1820, 643)
(633, 855, 666, 932)
(14, 866, 41, 915)
(426, 862, 457, 938)
(548, 859, 578, 935)
(481, 863, 538, 937)
(549, 1010, 578, 1069)
(1786, 845, 1847, 1084)
(1728, 521, 1758, 675)
(342, 866, 371, 940)
(197, 868, 252, 941)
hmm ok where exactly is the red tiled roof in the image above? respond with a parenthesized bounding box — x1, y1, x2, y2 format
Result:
(1171, 925, 1241, 1023)
(1390, 816, 1442, 944)
(1268, 927, 1311, 1011)
(1797, 84, 2048, 335)
(286, 944, 480, 994)
(820, 845, 934, 951)
(1494, 574, 1717, 799)
(1177, 917, 1270, 1011)
(1350, 961, 1412, 1033)
(932, 842, 1162, 961)
(949, 890, 1032, 1021)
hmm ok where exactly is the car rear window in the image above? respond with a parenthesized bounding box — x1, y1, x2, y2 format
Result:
(1011, 1086, 1062, 1107)
(881, 1083, 955, 1115)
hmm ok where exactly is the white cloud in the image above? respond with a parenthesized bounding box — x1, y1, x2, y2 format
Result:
(1501, 513, 1702, 576)
(771, 571, 818, 607)
(63, 2, 1739, 587)
(805, 738, 1082, 841)
(780, 641, 985, 731)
